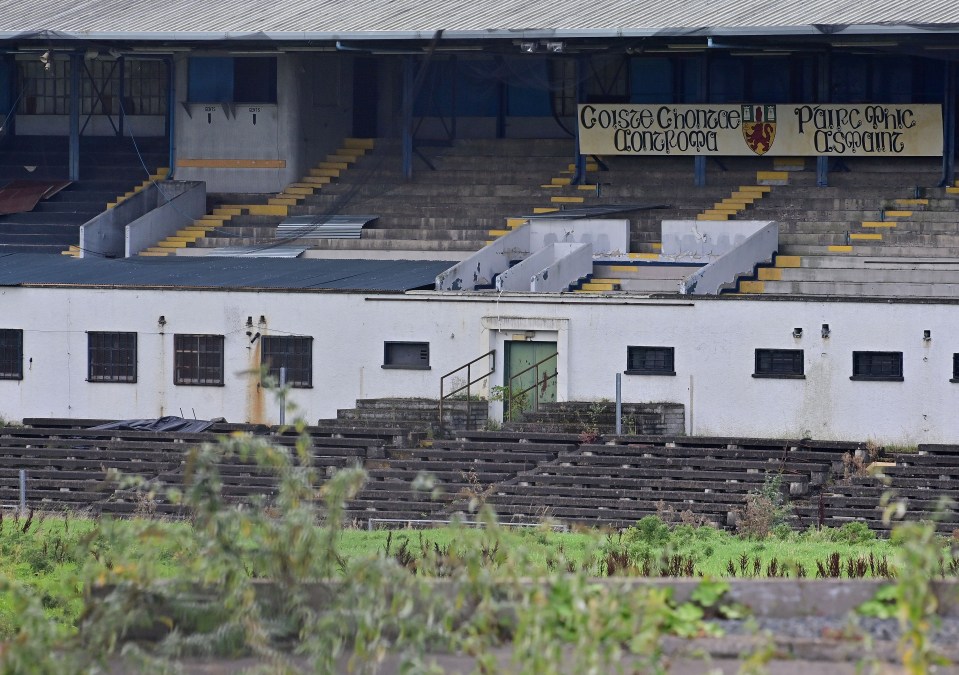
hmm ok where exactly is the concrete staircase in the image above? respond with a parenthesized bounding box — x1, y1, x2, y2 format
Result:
(722, 158, 959, 297)
(157, 139, 770, 260)
(0, 135, 168, 256)
(139, 138, 373, 256)
(321, 398, 488, 436)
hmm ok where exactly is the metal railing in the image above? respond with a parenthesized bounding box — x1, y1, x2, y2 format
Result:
(439, 349, 495, 431)
(505, 353, 558, 422)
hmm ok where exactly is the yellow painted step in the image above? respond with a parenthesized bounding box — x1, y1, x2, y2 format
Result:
(214, 207, 242, 216)
(738, 185, 772, 194)
(577, 184, 598, 191)
(245, 204, 288, 216)
(775, 256, 801, 268)
(628, 252, 660, 260)
(697, 213, 730, 221)
(730, 192, 759, 201)
(183, 225, 211, 233)
(650, 243, 662, 251)
(773, 157, 805, 170)
(157, 241, 187, 248)
(195, 217, 229, 226)
(155, 167, 170, 177)
(166, 235, 202, 243)
(605, 265, 639, 272)
(946, 186, 959, 195)
(828, 245, 854, 252)
(269, 197, 299, 206)
(709, 205, 741, 213)
(327, 153, 358, 164)
(577, 282, 619, 292)
(344, 138, 375, 150)
(488, 230, 509, 237)
(285, 185, 316, 195)
(756, 171, 788, 182)
(883, 210, 912, 218)
(533, 207, 559, 214)
(738, 280, 765, 293)
(506, 218, 527, 228)
(138, 251, 171, 257)
(316, 161, 349, 170)
(850, 233, 882, 240)
(301, 176, 332, 185)
(540, 184, 564, 189)
(894, 198, 928, 206)
(310, 168, 341, 178)
(861, 221, 897, 228)
(757, 268, 782, 281)
(551, 196, 584, 204)
(717, 200, 750, 208)
(566, 163, 599, 171)
(551, 177, 571, 186)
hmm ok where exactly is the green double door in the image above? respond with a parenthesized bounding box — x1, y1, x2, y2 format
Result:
(504, 341, 557, 416)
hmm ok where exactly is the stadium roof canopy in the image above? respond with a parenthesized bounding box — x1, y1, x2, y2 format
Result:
(0, 0, 956, 43)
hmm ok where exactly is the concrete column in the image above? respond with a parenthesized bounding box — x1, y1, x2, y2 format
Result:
(816, 52, 830, 188)
(402, 56, 414, 180)
(942, 61, 956, 188)
(69, 52, 81, 181)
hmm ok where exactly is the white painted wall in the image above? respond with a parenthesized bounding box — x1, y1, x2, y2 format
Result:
(0, 285, 956, 445)
(172, 53, 354, 193)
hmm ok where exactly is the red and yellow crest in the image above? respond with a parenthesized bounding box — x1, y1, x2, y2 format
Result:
(742, 104, 777, 155)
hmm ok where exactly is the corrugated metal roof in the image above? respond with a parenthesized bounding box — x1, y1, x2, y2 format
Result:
(0, 0, 956, 41)
(0, 253, 453, 292)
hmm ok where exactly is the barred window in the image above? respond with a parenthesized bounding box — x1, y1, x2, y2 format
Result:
(754, 349, 804, 379)
(0, 329, 23, 380)
(88, 332, 137, 383)
(852, 351, 903, 381)
(383, 342, 430, 369)
(625, 346, 675, 376)
(174, 335, 224, 386)
(261, 336, 312, 388)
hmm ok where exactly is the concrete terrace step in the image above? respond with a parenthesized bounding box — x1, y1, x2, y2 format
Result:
(756, 280, 959, 297)
(784, 255, 959, 270)
(782, 244, 959, 257)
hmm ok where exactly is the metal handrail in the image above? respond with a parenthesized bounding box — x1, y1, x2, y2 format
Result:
(505, 352, 558, 422)
(439, 349, 495, 431)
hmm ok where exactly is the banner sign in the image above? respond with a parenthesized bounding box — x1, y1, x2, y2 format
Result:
(577, 103, 943, 157)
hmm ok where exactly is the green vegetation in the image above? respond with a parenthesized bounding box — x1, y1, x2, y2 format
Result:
(0, 421, 953, 673)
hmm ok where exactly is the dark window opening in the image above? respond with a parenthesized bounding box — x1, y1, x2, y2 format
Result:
(188, 56, 277, 103)
(753, 348, 804, 379)
(851, 351, 903, 381)
(625, 346, 675, 376)
(383, 342, 430, 370)
(261, 336, 312, 388)
(88, 332, 137, 383)
(174, 334, 224, 386)
(0, 329, 23, 380)
(951, 353, 959, 383)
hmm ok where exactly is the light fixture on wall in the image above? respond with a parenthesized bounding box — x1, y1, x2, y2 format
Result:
(821, 323, 831, 339)
(923, 329, 932, 342)
(157, 315, 166, 327)
(520, 41, 538, 54)
(792, 327, 802, 338)
(545, 41, 565, 53)
(246, 316, 253, 328)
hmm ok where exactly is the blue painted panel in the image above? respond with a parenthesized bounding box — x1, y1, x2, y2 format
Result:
(506, 58, 551, 116)
(708, 56, 745, 103)
(187, 57, 233, 103)
(0, 57, 13, 120)
(456, 59, 498, 116)
(749, 57, 790, 103)
(630, 57, 673, 103)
